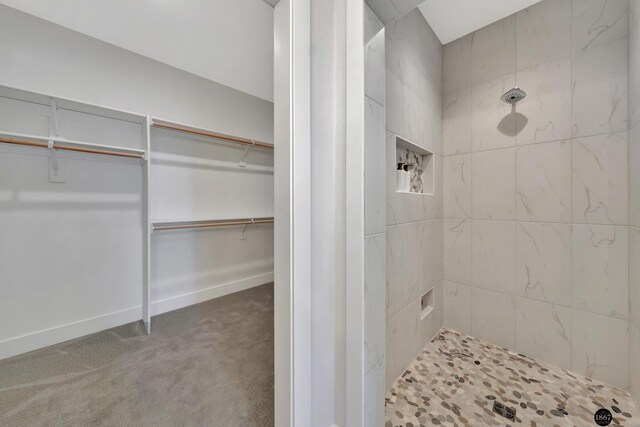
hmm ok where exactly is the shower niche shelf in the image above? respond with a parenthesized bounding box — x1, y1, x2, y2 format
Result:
(395, 135, 434, 195)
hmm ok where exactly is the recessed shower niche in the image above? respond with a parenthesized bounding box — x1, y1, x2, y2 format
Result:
(395, 135, 434, 195)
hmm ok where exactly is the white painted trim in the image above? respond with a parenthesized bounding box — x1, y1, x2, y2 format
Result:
(142, 114, 151, 334)
(0, 306, 141, 360)
(274, 0, 312, 424)
(0, 274, 273, 361)
(150, 273, 274, 316)
(345, 0, 365, 424)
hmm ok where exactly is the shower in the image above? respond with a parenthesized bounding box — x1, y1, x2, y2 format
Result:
(500, 86, 527, 104)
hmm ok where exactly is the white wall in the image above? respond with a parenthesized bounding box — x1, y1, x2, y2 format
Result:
(0, 0, 274, 102)
(0, 6, 273, 144)
(0, 5, 274, 359)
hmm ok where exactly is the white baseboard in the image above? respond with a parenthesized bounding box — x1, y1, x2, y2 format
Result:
(0, 306, 141, 361)
(150, 272, 274, 316)
(0, 273, 273, 361)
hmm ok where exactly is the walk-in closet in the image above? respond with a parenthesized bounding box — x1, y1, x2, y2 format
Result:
(0, 2, 277, 425)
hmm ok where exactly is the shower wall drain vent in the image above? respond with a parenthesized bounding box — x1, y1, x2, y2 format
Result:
(493, 401, 516, 420)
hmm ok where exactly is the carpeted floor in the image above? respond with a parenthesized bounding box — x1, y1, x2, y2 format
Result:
(0, 283, 274, 427)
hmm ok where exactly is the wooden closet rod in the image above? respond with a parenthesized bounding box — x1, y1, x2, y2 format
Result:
(0, 136, 145, 159)
(153, 217, 274, 232)
(151, 120, 274, 150)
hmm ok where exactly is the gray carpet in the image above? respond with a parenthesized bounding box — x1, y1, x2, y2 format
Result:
(0, 283, 274, 427)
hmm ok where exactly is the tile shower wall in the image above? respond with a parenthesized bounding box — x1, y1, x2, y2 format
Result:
(363, 5, 386, 426)
(384, 9, 443, 389)
(629, 0, 640, 404)
(442, 0, 631, 389)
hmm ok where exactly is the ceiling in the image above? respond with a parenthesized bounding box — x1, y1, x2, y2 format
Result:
(0, 0, 275, 102)
(418, 0, 543, 44)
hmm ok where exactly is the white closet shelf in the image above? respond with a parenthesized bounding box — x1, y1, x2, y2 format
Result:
(0, 85, 146, 124)
(0, 131, 146, 159)
(152, 217, 274, 232)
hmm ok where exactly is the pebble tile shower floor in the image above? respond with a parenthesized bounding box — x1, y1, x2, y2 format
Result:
(385, 329, 638, 426)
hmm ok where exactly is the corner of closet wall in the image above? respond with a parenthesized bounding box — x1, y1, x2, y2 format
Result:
(383, 6, 443, 391)
(628, 0, 640, 405)
(442, 0, 633, 390)
(0, 4, 274, 359)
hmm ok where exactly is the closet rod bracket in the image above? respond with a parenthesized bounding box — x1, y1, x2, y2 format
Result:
(239, 144, 252, 168)
(239, 218, 256, 240)
(47, 140, 58, 172)
(47, 140, 66, 183)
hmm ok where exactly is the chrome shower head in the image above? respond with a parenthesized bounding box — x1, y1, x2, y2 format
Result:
(500, 87, 527, 105)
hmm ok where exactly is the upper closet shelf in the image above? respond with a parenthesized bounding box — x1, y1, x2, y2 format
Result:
(151, 118, 274, 151)
(0, 85, 146, 124)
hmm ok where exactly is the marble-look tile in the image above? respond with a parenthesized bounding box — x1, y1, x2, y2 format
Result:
(443, 90, 472, 156)
(573, 224, 629, 319)
(471, 15, 516, 85)
(515, 58, 572, 146)
(365, 13, 385, 106)
(365, 97, 386, 236)
(572, 133, 628, 225)
(471, 287, 516, 349)
(419, 280, 443, 345)
(471, 74, 516, 152)
(472, 148, 516, 220)
(386, 38, 427, 148)
(364, 3, 384, 45)
(386, 299, 419, 388)
(443, 219, 471, 285)
(365, 234, 385, 373)
(516, 222, 572, 307)
(516, 141, 571, 223)
(386, 132, 443, 225)
(572, 310, 629, 389)
(365, 0, 399, 24)
(630, 0, 640, 129)
(443, 34, 472, 94)
(573, 38, 628, 138)
(386, 278, 442, 388)
(443, 281, 471, 335)
(364, 358, 385, 427)
(472, 220, 516, 294)
(573, 0, 628, 52)
(386, 221, 438, 319)
(515, 297, 572, 369)
(426, 219, 444, 291)
(386, 9, 442, 88)
(631, 125, 640, 227)
(630, 227, 640, 333)
(385, 11, 442, 156)
(631, 325, 640, 402)
(516, 0, 572, 70)
(443, 154, 471, 219)
(424, 82, 443, 157)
